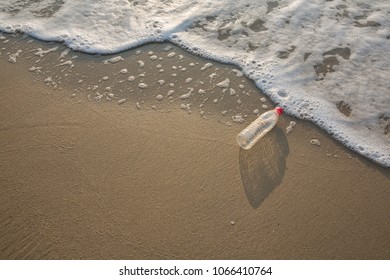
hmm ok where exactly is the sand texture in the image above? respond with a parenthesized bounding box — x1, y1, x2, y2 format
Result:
(0, 35, 389, 259)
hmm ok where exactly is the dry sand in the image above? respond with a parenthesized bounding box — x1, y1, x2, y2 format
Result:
(0, 34, 389, 259)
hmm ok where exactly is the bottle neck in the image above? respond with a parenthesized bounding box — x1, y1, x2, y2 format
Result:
(275, 107, 283, 116)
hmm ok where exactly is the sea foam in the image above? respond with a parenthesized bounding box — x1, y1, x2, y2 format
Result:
(0, 0, 389, 166)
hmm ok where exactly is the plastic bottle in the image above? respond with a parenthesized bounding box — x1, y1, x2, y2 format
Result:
(237, 107, 283, 149)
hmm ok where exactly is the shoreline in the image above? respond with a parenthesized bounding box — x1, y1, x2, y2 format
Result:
(0, 34, 389, 259)
(3, 32, 389, 168)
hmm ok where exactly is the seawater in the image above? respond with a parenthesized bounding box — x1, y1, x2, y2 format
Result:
(0, 0, 389, 167)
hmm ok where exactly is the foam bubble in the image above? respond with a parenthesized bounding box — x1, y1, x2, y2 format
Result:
(310, 139, 321, 146)
(35, 47, 58, 57)
(8, 49, 22, 63)
(180, 103, 191, 114)
(232, 69, 244, 77)
(103, 56, 123, 64)
(138, 83, 148, 89)
(201, 63, 213, 71)
(229, 88, 236, 96)
(137, 60, 145, 68)
(179, 88, 194, 99)
(232, 115, 245, 124)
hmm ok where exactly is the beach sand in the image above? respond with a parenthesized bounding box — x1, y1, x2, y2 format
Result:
(0, 34, 389, 259)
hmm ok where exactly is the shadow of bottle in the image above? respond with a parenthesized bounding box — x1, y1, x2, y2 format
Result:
(239, 127, 289, 208)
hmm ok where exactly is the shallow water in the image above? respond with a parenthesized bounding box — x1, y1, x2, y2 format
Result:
(0, 0, 389, 166)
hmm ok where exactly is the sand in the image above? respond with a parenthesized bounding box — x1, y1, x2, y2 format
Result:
(0, 34, 389, 259)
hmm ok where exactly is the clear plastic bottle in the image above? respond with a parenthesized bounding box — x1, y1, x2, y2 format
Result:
(237, 107, 283, 149)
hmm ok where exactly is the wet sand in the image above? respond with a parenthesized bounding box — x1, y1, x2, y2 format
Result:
(0, 34, 389, 259)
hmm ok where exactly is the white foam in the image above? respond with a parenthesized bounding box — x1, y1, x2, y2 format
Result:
(179, 88, 194, 99)
(55, 60, 73, 67)
(180, 103, 191, 114)
(8, 49, 22, 63)
(58, 49, 70, 60)
(29, 66, 42, 72)
(117, 98, 127, 105)
(1, 0, 389, 166)
(137, 60, 145, 68)
(201, 63, 213, 71)
(310, 139, 321, 146)
(35, 47, 58, 57)
(103, 56, 123, 64)
(232, 69, 244, 77)
(209, 73, 217, 83)
(286, 121, 297, 135)
(232, 115, 245, 124)
(216, 78, 230, 88)
(229, 88, 236, 96)
(138, 83, 148, 89)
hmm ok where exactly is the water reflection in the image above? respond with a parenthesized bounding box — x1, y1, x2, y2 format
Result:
(239, 127, 289, 208)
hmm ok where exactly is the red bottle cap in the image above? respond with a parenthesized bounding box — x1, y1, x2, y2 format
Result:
(275, 107, 284, 116)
